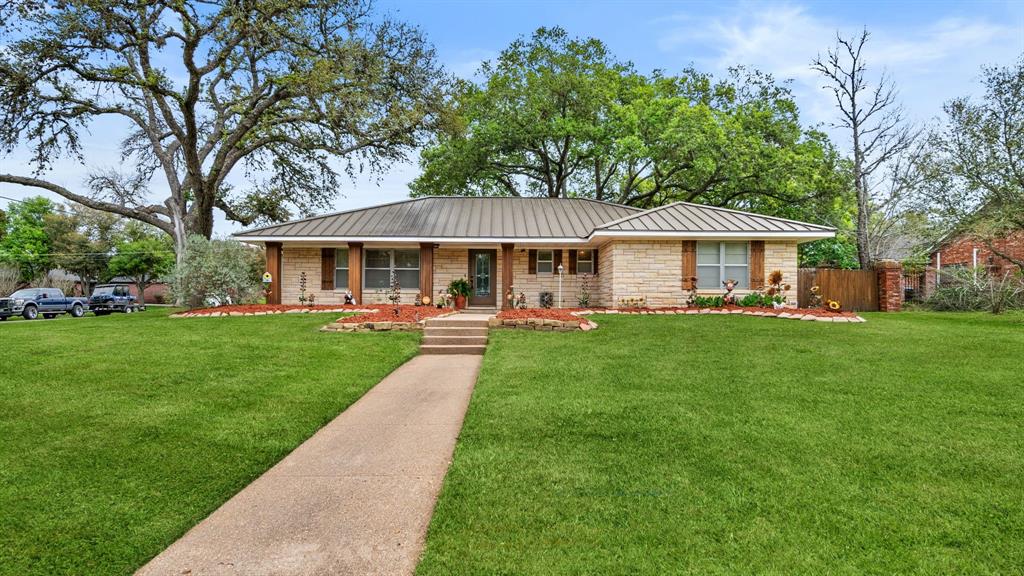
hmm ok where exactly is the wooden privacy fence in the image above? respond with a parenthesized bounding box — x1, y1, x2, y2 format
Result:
(798, 268, 879, 311)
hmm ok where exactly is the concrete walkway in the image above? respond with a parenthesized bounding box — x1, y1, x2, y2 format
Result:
(137, 354, 483, 576)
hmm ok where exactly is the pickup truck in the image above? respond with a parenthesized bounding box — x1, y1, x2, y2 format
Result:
(88, 284, 139, 315)
(0, 288, 88, 320)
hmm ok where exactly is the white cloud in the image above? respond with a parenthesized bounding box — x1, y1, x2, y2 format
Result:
(655, 2, 1023, 140)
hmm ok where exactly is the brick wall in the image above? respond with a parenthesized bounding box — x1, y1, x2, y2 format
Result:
(927, 231, 1024, 293)
(281, 246, 420, 305)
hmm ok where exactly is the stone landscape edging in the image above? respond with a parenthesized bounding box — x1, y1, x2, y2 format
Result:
(320, 310, 459, 333)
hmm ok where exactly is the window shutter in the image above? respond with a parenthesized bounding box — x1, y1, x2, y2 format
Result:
(593, 249, 599, 275)
(321, 248, 335, 290)
(749, 241, 765, 289)
(568, 250, 578, 275)
(553, 249, 562, 272)
(528, 249, 537, 274)
(681, 240, 696, 289)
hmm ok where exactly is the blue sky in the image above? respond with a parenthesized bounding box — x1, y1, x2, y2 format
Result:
(2, 0, 1023, 235)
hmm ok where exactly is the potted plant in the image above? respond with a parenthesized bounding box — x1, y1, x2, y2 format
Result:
(448, 278, 471, 309)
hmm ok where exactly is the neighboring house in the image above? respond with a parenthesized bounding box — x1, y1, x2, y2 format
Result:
(926, 230, 1024, 291)
(234, 197, 835, 308)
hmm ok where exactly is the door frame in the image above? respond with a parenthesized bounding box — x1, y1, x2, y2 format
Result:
(467, 249, 498, 307)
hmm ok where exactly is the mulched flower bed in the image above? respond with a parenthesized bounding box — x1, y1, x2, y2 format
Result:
(496, 308, 586, 322)
(341, 305, 451, 324)
(173, 304, 371, 317)
(599, 305, 864, 322)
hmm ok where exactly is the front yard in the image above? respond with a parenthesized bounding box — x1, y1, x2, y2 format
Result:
(418, 312, 1024, 575)
(0, 309, 419, 575)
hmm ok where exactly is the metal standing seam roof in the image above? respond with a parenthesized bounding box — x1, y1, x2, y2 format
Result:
(234, 197, 644, 239)
(593, 202, 836, 234)
(234, 196, 835, 239)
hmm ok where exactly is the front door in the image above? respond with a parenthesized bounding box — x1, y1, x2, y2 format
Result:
(468, 249, 497, 307)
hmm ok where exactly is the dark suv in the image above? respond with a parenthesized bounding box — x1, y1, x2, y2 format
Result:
(88, 284, 139, 315)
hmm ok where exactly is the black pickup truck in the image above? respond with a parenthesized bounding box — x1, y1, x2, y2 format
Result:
(0, 288, 88, 320)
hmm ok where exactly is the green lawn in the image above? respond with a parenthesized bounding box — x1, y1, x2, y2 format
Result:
(0, 308, 419, 575)
(418, 312, 1024, 575)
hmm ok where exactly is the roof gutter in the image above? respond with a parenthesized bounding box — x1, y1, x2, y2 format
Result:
(588, 230, 835, 241)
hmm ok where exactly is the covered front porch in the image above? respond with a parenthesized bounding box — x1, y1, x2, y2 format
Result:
(264, 242, 603, 309)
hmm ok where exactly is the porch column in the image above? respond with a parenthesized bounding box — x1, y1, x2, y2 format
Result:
(502, 242, 514, 309)
(419, 242, 434, 304)
(265, 242, 282, 305)
(348, 242, 363, 305)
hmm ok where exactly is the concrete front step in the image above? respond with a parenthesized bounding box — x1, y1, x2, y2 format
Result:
(420, 344, 487, 355)
(423, 326, 488, 337)
(422, 335, 488, 346)
(425, 318, 489, 328)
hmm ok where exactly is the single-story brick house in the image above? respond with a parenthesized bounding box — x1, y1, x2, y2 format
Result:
(925, 229, 1024, 294)
(234, 197, 835, 308)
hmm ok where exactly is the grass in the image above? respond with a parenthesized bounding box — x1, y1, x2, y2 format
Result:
(0, 308, 419, 575)
(418, 312, 1024, 575)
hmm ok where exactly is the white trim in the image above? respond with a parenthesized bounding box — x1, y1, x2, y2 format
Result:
(590, 230, 834, 240)
(236, 230, 834, 244)
(235, 235, 593, 244)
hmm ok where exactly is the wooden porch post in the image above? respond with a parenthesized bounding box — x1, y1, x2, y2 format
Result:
(419, 242, 434, 303)
(502, 243, 514, 309)
(265, 242, 283, 304)
(348, 242, 363, 305)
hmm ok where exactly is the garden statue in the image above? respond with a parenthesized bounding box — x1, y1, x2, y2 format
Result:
(343, 290, 355, 305)
(722, 279, 739, 305)
(517, 291, 527, 309)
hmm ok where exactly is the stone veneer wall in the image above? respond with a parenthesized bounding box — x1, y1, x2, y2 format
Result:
(432, 246, 604, 308)
(280, 240, 800, 308)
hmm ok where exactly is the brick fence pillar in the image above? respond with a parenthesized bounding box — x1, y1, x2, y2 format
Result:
(875, 259, 902, 312)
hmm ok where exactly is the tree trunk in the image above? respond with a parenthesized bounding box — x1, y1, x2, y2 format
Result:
(855, 175, 871, 269)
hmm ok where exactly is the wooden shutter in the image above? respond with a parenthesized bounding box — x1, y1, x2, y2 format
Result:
(681, 240, 696, 289)
(321, 248, 335, 290)
(749, 241, 765, 289)
(553, 249, 562, 272)
(568, 250, 578, 275)
(528, 249, 537, 274)
(592, 249, 599, 275)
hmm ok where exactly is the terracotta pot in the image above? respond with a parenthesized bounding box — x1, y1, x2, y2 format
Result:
(455, 295, 467, 309)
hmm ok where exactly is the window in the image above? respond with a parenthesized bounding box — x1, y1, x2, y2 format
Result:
(364, 248, 419, 289)
(577, 249, 594, 274)
(536, 250, 554, 274)
(334, 248, 349, 289)
(696, 241, 748, 289)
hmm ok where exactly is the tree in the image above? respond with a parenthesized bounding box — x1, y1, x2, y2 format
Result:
(0, 196, 54, 281)
(411, 27, 632, 199)
(108, 224, 175, 305)
(172, 236, 263, 307)
(44, 205, 122, 295)
(412, 28, 850, 225)
(0, 0, 449, 267)
(919, 58, 1024, 269)
(812, 29, 918, 269)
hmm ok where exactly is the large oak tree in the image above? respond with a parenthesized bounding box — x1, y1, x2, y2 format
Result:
(0, 0, 450, 264)
(411, 27, 850, 224)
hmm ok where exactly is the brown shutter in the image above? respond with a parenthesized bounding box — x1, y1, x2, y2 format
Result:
(553, 249, 562, 272)
(528, 249, 537, 274)
(681, 240, 696, 289)
(568, 250, 578, 275)
(321, 248, 335, 290)
(749, 241, 765, 289)
(592, 249, 599, 275)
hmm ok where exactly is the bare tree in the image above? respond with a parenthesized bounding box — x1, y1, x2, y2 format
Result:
(812, 29, 918, 268)
(0, 0, 449, 267)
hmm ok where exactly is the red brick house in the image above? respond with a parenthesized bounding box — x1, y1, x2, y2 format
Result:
(926, 230, 1024, 293)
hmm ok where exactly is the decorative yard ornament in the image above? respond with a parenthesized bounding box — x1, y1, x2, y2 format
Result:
(722, 279, 739, 305)
(557, 263, 565, 308)
(344, 290, 356, 305)
(262, 272, 273, 285)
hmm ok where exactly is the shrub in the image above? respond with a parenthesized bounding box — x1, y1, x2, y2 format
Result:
(577, 273, 592, 307)
(171, 236, 262, 308)
(927, 267, 1024, 314)
(0, 266, 22, 296)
